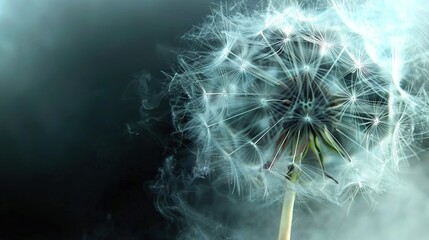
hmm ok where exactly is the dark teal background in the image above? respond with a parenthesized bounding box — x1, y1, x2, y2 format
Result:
(0, 0, 215, 239)
(2, 1, 429, 240)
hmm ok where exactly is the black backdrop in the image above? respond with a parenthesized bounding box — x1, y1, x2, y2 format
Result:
(0, 0, 217, 239)
(3, 1, 429, 240)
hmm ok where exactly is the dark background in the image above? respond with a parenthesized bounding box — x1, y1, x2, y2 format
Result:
(0, 0, 217, 239)
(2, 1, 429, 240)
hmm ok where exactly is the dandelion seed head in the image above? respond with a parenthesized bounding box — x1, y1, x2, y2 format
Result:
(165, 0, 429, 206)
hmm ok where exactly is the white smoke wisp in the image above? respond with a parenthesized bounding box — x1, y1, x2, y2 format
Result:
(150, 0, 429, 239)
(293, 159, 429, 240)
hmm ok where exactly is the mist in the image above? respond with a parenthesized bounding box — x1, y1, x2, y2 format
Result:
(294, 159, 429, 240)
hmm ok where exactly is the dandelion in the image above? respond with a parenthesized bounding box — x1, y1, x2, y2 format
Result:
(156, 0, 429, 239)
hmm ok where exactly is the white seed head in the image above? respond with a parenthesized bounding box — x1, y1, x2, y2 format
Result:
(167, 0, 429, 204)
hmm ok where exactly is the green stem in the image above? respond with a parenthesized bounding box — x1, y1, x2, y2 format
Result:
(278, 164, 299, 240)
(277, 189, 296, 240)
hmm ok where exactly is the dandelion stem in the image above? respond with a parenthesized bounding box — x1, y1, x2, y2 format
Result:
(278, 167, 299, 240)
(277, 189, 296, 240)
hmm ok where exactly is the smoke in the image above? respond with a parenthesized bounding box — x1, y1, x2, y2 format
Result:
(153, 155, 429, 240)
(294, 159, 429, 240)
